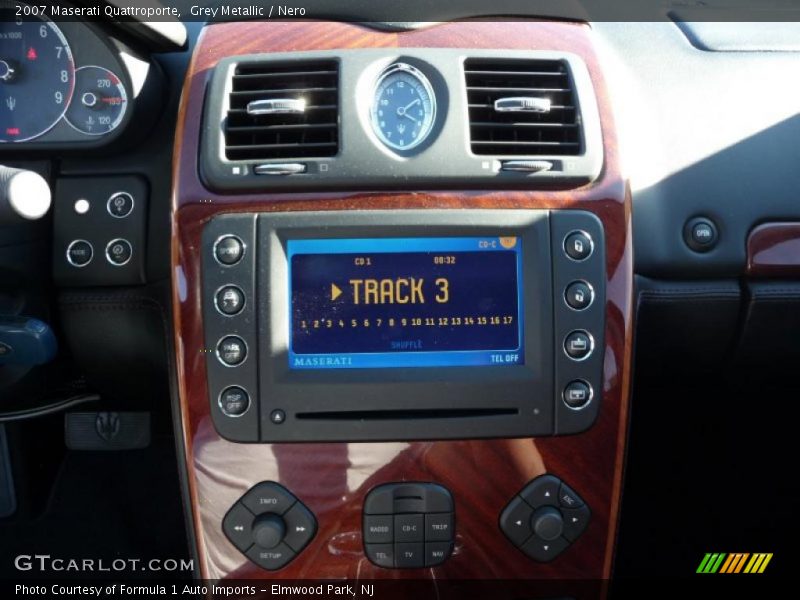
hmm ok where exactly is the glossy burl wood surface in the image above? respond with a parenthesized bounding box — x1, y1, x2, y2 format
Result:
(171, 21, 633, 583)
(746, 222, 800, 277)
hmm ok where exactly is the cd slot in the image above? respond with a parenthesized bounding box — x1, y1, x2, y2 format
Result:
(295, 408, 519, 421)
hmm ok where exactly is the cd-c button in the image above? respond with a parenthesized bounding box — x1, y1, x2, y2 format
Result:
(219, 386, 250, 417)
(217, 335, 247, 366)
(564, 330, 593, 361)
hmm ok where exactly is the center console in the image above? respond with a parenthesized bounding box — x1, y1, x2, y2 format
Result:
(171, 20, 632, 586)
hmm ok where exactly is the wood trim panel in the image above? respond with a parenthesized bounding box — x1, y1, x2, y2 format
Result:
(171, 21, 632, 582)
(746, 222, 800, 277)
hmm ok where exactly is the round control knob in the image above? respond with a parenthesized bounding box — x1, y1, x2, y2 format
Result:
(531, 506, 564, 541)
(252, 514, 286, 549)
(0, 165, 51, 223)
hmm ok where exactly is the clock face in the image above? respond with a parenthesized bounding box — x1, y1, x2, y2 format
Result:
(370, 63, 436, 151)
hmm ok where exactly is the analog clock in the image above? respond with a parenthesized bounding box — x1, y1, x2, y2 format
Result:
(370, 63, 436, 151)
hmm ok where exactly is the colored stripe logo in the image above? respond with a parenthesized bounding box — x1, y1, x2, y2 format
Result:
(697, 553, 773, 574)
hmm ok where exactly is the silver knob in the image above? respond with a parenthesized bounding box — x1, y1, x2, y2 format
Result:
(0, 165, 52, 223)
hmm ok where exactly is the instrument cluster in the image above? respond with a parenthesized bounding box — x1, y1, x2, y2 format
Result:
(0, 3, 141, 147)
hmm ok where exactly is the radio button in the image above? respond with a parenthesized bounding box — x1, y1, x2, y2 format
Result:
(216, 285, 245, 316)
(565, 281, 593, 310)
(564, 231, 593, 261)
(564, 330, 593, 361)
(563, 381, 592, 410)
(219, 386, 250, 417)
(217, 336, 247, 366)
(214, 235, 245, 266)
(364, 515, 393, 544)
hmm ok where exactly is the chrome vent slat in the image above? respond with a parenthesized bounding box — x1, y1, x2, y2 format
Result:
(224, 60, 339, 161)
(465, 58, 582, 157)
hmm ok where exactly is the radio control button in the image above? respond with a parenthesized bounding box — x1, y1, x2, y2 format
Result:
(365, 544, 394, 568)
(364, 515, 393, 544)
(282, 501, 318, 553)
(563, 380, 592, 410)
(520, 533, 569, 563)
(425, 542, 453, 567)
(564, 330, 593, 361)
(395, 514, 424, 543)
(395, 542, 425, 568)
(217, 336, 246, 366)
(241, 482, 296, 516)
(425, 513, 453, 542)
(558, 482, 585, 509)
(66, 240, 93, 267)
(219, 386, 250, 417)
(565, 281, 593, 310)
(214, 235, 245, 265)
(246, 542, 295, 571)
(105, 238, 132, 266)
(216, 285, 245, 315)
(253, 514, 286, 549)
(564, 231, 593, 261)
(222, 502, 256, 552)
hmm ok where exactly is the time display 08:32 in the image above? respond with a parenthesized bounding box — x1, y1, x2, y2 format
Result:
(288, 237, 525, 369)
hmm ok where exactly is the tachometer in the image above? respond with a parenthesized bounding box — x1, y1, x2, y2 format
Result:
(0, 6, 75, 142)
(65, 66, 128, 136)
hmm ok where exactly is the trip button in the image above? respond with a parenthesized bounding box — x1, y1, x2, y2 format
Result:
(246, 542, 295, 571)
(564, 231, 593, 261)
(66, 240, 93, 267)
(217, 335, 247, 366)
(425, 513, 453, 542)
(365, 544, 394, 568)
(218, 386, 250, 417)
(215, 285, 245, 316)
(364, 515, 393, 544)
(107, 192, 134, 218)
(395, 543, 424, 569)
(395, 514, 424, 543)
(214, 235, 245, 266)
(105, 238, 132, 266)
(564, 330, 593, 361)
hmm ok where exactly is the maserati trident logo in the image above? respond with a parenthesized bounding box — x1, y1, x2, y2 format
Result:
(95, 412, 121, 442)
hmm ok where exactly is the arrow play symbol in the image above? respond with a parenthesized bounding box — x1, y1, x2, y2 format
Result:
(234, 525, 244, 531)
(515, 520, 522, 526)
(296, 526, 306, 532)
(331, 283, 342, 301)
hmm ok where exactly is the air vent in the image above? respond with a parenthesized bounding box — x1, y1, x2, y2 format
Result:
(464, 59, 582, 156)
(224, 60, 339, 161)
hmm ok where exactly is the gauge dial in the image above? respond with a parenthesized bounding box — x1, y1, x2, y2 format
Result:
(0, 6, 75, 142)
(65, 66, 128, 136)
(370, 63, 436, 151)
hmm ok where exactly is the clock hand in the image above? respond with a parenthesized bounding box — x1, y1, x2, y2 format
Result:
(403, 98, 421, 110)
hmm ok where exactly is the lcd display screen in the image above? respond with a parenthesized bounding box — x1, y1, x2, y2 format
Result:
(287, 237, 524, 369)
